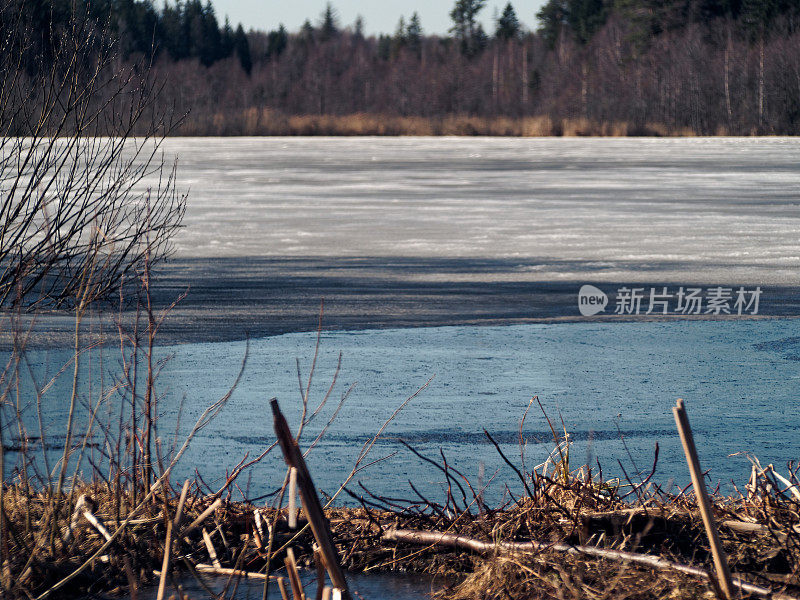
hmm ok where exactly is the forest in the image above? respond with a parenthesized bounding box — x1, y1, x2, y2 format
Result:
(9, 0, 800, 135)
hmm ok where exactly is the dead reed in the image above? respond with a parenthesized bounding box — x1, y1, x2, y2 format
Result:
(175, 108, 701, 138)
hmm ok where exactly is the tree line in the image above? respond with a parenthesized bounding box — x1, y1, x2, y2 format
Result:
(11, 0, 252, 72)
(10, 0, 800, 134)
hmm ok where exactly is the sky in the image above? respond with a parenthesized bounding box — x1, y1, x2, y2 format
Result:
(209, 1, 550, 36)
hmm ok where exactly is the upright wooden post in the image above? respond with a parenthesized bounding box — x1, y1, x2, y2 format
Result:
(672, 398, 734, 600)
(271, 399, 351, 599)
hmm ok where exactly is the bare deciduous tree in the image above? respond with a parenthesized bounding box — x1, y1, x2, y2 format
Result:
(0, 0, 185, 310)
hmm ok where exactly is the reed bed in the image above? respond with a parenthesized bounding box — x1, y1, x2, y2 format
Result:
(4, 414, 800, 599)
(176, 108, 699, 137)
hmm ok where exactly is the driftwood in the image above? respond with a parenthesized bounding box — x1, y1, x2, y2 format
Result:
(81, 506, 112, 543)
(202, 528, 222, 568)
(382, 528, 798, 600)
(277, 576, 291, 600)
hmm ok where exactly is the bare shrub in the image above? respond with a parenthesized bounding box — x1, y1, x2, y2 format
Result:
(0, 1, 185, 310)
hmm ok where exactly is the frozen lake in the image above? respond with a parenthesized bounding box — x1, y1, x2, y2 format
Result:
(162, 136, 800, 284)
(14, 319, 800, 503)
(6, 136, 800, 496)
(11, 136, 800, 347)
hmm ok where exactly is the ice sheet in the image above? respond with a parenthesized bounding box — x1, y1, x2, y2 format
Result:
(144, 136, 800, 284)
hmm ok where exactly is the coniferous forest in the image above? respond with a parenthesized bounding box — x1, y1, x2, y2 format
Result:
(10, 0, 800, 135)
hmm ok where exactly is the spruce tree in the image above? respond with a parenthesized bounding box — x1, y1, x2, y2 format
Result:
(449, 0, 487, 56)
(234, 23, 251, 74)
(353, 15, 365, 39)
(393, 15, 407, 50)
(536, 0, 567, 48)
(320, 2, 339, 40)
(496, 2, 520, 39)
(407, 12, 423, 55)
(267, 24, 288, 57)
(300, 18, 315, 43)
(566, 0, 607, 44)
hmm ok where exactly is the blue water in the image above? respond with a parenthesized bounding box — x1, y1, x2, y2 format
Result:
(138, 571, 441, 600)
(10, 319, 800, 504)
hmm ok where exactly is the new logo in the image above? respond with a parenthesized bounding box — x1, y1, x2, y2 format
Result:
(578, 285, 608, 316)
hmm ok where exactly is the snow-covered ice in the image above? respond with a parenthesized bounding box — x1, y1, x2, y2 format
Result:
(147, 136, 800, 284)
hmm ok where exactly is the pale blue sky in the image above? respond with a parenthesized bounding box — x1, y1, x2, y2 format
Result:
(211, 1, 549, 35)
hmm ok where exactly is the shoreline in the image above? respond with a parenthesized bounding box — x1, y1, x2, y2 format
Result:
(170, 111, 765, 137)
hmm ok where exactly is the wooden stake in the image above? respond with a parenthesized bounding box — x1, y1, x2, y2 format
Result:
(277, 577, 291, 600)
(673, 398, 735, 600)
(314, 548, 326, 600)
(272, 398, 351, 599)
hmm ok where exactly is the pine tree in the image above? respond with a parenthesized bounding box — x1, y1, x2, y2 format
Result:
(320, 2, 339, 40)
(536, 0, 567, 48)
(449, 0, 487, 56)
(393, 15, 407, 51)
(406, 12, 423, 56)
(353, 15, 365, 39)
(536, 0, 606, 46)
(300, 18, 315, 43)
(221, 16, 234, 57)
(495, 2, 520, 39)
(377, 34, 391, 60)
(267, 24, 288, 58)
(160, 1, 185, 59)
(566, 0, 607, 44)
(198, 0, 222, 66)
(234, 23, 251, 74)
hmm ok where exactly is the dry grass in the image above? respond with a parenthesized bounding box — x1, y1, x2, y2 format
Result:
(4, 428, 800, 599)
(326, 436, 800, 600)
(174, 109, 702, 137)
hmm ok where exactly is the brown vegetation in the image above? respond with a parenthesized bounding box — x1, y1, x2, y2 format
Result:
(5, 434, 800, 599)
(177, 109, 701, 137)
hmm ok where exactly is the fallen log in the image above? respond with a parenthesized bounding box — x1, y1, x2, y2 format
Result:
(382, 528, 798, 600)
